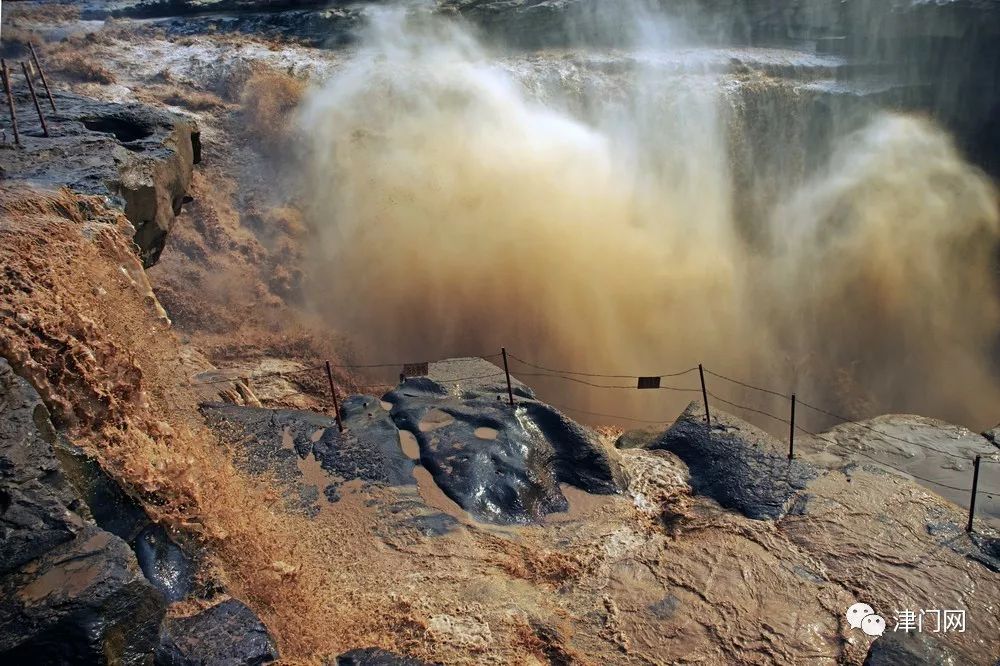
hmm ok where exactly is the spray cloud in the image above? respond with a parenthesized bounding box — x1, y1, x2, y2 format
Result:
(299, 6, 1000, 428)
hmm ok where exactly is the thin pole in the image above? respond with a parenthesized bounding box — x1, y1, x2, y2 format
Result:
(966, 455, 981, 533)
(1, 60, 20, 147)
(699, 364, 710, 425)
(21, 61, 48, 137)
(324, 361, 344, 434)
(29, 43, 56, 113)
(788, 394, 796, 460)
(501, 347, 514, 407)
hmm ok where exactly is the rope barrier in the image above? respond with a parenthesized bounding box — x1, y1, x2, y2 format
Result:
(514, 370, 699, 392)
(507, 352, 697, 380)
(794, 397, 971, 461)
(183, 348, 998, 519)
(706, 390, 791, 426)
(703, 368, 791, 400)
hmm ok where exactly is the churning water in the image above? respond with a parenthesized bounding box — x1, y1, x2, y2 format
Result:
(300, 6, 1000, 429)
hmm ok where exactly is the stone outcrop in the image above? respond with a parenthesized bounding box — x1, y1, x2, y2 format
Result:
(0, 359, 166, 663)
(335, 648, 433, 665)
(0, 91, 198, 267)
(202, 357, 625, 524)
(0, 359, 278, 663)
(651, 401, 819, 520)
(155, 598, 279, 666)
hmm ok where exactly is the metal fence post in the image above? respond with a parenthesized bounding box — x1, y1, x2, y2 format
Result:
(29, 43, 56, 113)
(324, 360, 344, 433)
(501, 347, 514, 407)
(698, 364, 710, 425)
(21, 61, 48, 137)
(788, 394, 796, 460)
(967, 455, 981, 533)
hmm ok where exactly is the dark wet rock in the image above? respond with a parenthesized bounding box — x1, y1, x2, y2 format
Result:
(385, 357, 624, 524)
(335, 648, 433, 666)
(54, 440, 196, 602)
(0, 359, 85, 575)
(615, 428, 660, 450)
(319, 394, 418, 487)
(201, 358, 621, 524)
(155, 598, 278, 666)
(862, 627, 966, 666)
(652, 401, 818, 520)
(0, 525, 166, 665)
(202, 399, 417, 498)
(154, 7, 363, 47)
(982, 424, 1000, 448)
(0, 91, 196, 267)
(134, 524, 197, 603)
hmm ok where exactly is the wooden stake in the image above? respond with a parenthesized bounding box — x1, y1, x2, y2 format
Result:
(966, 455, 981, 533)
(21, 61, 49, 137)
(29, 43, 56, 113)
(501, 347, 514, 407)
(325, 361, 344, 434)
(1, 60, 20, 147)
(699, 364, 710, 425)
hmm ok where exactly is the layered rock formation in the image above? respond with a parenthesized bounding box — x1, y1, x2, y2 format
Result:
(0, 359, 166, 663)
(0, 91, 197, 266)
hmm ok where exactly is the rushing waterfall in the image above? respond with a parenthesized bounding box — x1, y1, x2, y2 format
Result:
(300, 5, 1000, 429)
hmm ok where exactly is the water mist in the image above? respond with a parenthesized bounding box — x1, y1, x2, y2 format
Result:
(299, 6, 1000, 430)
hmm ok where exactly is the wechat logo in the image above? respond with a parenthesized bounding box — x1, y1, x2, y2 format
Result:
(847, 602, 886, 637)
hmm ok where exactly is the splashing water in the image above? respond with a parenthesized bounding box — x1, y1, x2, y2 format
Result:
(299, 7, 1000, 429)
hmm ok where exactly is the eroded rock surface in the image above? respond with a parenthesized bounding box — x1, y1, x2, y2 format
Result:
(203, 357, 624, 524)
(801, 414, 1000, 524)
(652, 401, 819, 520)
(0, 91, 197, 266)
(0, 359, 166, 663)
(156, 598, 279, 666)
(335, 648, 433, 665)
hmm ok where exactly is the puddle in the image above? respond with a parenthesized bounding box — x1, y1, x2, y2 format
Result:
(399, 430, 421, 460)
(414, 465, 471, 526)
(543, 484, 620, 524)
(297, 451, 330, 490)
(419, 409, 455, 432)
(474, 427, 499, 440)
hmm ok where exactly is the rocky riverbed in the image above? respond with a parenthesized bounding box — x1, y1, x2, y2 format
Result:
(1, 1, 1000, 664)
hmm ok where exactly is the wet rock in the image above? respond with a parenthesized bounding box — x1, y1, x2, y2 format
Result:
(0, 360, 85, 575)
(201, 358, 622, 524)
(862, 628, 966, 666)
(155, 598, 278, 666)
(2, 359, 190, 662)
(0, 525, 166, 665)
(202, 399, 417, 496)
(614, 428, 660, 450)
(0, 91, 196, 267)
(335, 648, 433, 665)
(386, 358, 624, 524)
(808, 414, 999, 523)
(652, 401, 818, 520)
(54, 441, 196, 602)
(133, 524, 197, 603)
(317, 394, 418, 487)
